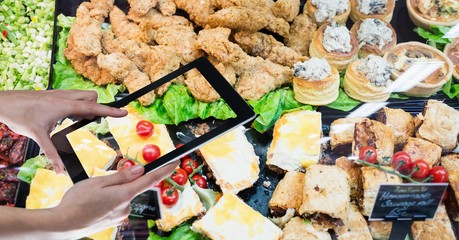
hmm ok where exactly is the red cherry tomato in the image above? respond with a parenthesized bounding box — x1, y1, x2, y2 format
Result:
(359, 146, 377, 164)
(191, 174, 207, 188)
(181, 158, 199, 175)
(430, 166, 448, 183)
(411, 160, 430, 179)
(161, 187, 179, 206)
(2, 30, 7, 38)
(116, 158, 136, 171)
(171, 169, 188, 186)
(142, 144, 161, 163)
(391, 151, 412, 173)
(136, 120, 154, 137)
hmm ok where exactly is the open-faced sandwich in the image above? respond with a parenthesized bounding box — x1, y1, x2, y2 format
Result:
(407, 0, 459, 30)
(383, 41, 454, 97)
(350, 18, 397, 58)
(349, 0, 396, 22)
(306, 0, 351, 25)
(292, 57, 340, 105)
(269, 171, 305, 216)
(343, 55, 392, 102)
(376, 107, 415, 148)
(330, 118, 369, 155)
(444, 38, 459, 81)
(310, 23, 359, 72)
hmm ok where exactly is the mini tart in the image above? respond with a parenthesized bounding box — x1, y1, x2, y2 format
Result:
(383, 41, 453, 97)
(444, 38, 459, 81)
(306, 0, 351, 25)
(350, 19, 397, 58)
(407, 0, 459, 29)
(309, 24, 359, 72)
(293, 65, 340, 105)
(349, 0, 395, 22)
(343, 59, 391, 102)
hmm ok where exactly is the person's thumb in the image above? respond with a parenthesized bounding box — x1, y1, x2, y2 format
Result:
(35, 136, 65, 174)
(101, 165, 145, 186)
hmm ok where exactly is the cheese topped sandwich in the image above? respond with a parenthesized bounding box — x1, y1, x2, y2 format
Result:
(199, 126, 259, 194)
(105, 106, 175, 164)
(267, 110, 322, 172)
(192, 192, 282, 240)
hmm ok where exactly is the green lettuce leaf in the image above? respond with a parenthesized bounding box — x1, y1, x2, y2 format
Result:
(131, 100, 174, 125)
(17, 155, 51, 184)
(442, 78, 459, 100)
(83, 117, 110, 135)
(192, 185, 221, 211)
(247, 86, 314, 133)
(147, 221, 206, 240)
(53, 14, 125, 103)
(413, 25, 452, 50)
(326, 88, 361, 112)
(390, 93, 410, 100)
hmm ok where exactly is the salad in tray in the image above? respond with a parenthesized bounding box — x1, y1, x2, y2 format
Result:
(15, 0, 459, 239)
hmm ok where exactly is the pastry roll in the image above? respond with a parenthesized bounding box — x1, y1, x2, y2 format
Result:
(444, 38, 459, 81)
(306, 0, 351, 25)
(415, 100, 459, 151)
(411, 204, 456, 240)
(352, 119, 395, 165)
(267, 110, 322, 173)
(334, 203, 372, 240)
(350, 18, 396, 58)
(368, 221, 392, 240)
(441, 154, 459, 221)
(269, 171, 304, 216)
(299, 165, 350, 229)
(330, 118, 368, 155)
(336, 157, 361, 201)
(383, 42, 453, 97)
(376, 107, 415, 147)
(403, 137, 442, 168)
(407, 0, 459, 30)
(292, 58, 340, 105)
(349, 0, 395, 22)
(343, 55, 391, 102)
(359, 166, 402, 216)
(309, 23, 358, 72)
(282, 217, 332, 240)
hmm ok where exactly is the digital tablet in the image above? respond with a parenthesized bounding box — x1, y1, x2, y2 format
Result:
(50, 57, 255, 219)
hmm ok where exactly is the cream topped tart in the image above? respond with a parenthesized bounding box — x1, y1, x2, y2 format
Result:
(350, 0, 395, 22)
(407, 0, 459, 29)
(351, 18, 396, 57)
(306, 0, 351, 25)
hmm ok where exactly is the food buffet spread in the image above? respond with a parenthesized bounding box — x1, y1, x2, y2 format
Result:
(2, 0, 459, 239)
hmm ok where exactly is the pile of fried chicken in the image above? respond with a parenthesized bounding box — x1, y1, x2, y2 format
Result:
(65, 0, 316, 105)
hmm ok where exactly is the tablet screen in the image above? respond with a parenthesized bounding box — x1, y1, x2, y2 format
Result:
(52, 57, 256, 183)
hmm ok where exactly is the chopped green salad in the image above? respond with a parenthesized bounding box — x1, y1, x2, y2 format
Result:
(0, 0, 54, 90)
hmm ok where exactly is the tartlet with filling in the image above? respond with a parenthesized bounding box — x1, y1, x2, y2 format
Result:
(306, 0, 351, 25)
(350, 0, 396, 22)
(444, 38, 459, 81)
(407, 0, 459, 29)
(350, 18, 396, 58)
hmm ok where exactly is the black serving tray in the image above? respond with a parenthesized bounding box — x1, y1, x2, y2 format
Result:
(17, 0, 459, 238)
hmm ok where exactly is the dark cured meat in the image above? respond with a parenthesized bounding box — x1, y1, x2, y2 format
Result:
(8, 136, 27, 165)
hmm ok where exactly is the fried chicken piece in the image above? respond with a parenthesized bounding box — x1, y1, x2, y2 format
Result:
(154, 25, 204, 64)
(272, 0, 300, 22)
(206, 7, 268, 32)
(184, 57, 237, 102)
(234, 31, 307, 67)
(173, 0, 214, 27)
(265, 14, 290, 37)
(157, 0, 176, 16)
(127, 0, 157, 17)
(211, 0, 274, 12)
(97, 53, 155, 105)
(129, 8, 190, 27)
(110, 6, 152, 43)
(144, 45, 182, 96)
(76, 0, 114, 22)
(284, 13, 317, 56)
(196, 27, 293, 100)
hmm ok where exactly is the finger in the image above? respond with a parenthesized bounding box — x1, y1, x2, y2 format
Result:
(120, 160, 180, 198)
(70, 102, 127, 119)
(52, 90, 99, 102)
(35, 136, 64, 174)
(99, 165, 146, 187)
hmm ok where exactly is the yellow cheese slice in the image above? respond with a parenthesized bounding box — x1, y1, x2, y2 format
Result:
(105, 106, 175, 164)
(66, 128, 117, 176)
(26, 168, 73, 209)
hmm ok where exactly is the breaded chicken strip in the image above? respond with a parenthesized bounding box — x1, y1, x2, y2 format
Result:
(101, 31, 150, 70)
(110, 6, 153, 43)
(77, 0, 114, 22)
(196, 28, 293, 100)
(157, 0, 176, 16)
(154, 25, 204, 64)
(272, 0, 300, 22)
(173, 0, 214, 27)
(211, 0, 274, 12)
(127, 0, 157, 17)
(184, 57, 237, 102)
(97, 53, 155, 105)
(234, 31, 307, 67)
(128, 8, 190, 27)
(144, 45, 182, 95)
(284, 13, 317, 56)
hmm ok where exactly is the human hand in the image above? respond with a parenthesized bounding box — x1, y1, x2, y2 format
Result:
(52, 162, 178, 238)
(0, 90, 127, 173)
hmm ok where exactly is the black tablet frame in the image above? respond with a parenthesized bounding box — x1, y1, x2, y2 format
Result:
(51, 57, 256, 183)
